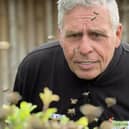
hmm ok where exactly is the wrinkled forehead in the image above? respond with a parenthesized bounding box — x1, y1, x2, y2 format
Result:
(63, 5, 111, 29)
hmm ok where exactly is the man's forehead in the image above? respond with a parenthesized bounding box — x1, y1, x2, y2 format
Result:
(63, 6, 111, 30)
(71, 13, 100, 23)
(64, 5, 109, 20)
(62, 19, 110, 36)
(63, 17, 108, 31)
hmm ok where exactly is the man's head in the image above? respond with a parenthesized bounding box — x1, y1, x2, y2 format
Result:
(57, 0, 123, 80)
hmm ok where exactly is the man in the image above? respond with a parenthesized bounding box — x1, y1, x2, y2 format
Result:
(14, 0, 129, 127)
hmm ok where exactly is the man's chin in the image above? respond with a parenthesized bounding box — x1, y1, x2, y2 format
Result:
(75, 72, 98, 80)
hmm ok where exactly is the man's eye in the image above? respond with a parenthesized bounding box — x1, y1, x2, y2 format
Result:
(92, 33, 101, 37)
(73, 33, 82, 38)
(90, 32, 106, 39)
(67, 33, 83, 38)
(67, 33, 82, 40)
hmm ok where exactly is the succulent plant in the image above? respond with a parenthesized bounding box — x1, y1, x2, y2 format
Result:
(0, 87, 118, 129)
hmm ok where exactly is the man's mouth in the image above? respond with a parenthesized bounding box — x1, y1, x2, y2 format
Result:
(73, 60, 98, 70)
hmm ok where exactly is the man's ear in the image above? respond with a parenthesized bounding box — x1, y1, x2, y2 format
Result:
(115, 24, 123, 48)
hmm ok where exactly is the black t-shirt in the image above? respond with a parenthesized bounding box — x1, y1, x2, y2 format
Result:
(14, 41, 129, 125)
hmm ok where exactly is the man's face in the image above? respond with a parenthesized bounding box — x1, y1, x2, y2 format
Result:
(59, 6, 122, 80)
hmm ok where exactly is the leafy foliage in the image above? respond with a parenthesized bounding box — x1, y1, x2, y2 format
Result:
(0, 87, 117, 129)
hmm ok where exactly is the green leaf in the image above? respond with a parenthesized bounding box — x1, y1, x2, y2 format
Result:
(20, 101, 37, 113)
(60, 115, 70, 124)
(41, 108, 57, 122)
(75, 117, 88, 127)
(40, 87, 59, 109)
(5, 102, 37, 129)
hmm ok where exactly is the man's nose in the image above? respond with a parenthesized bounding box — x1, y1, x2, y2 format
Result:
(78, 35, 93, 56)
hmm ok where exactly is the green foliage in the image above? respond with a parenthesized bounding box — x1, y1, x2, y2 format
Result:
(0, 87, 89, 129)
(40, 108, 57, 122)
(5, 101, 37, 129)
(75, 117, 88, 127)
(0, 87, 116, 129)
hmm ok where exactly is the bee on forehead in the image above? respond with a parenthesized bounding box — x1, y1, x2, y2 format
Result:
(93, 11, 99, 15)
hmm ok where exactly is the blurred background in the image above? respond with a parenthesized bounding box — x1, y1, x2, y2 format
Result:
(0, 0, 129, 104)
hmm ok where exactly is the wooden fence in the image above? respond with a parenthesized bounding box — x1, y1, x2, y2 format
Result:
(0, 0, 129, 104)
(0, 0, 58, 104)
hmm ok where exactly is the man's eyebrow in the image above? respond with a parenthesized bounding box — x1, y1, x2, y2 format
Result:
(65, 31, 83, 36)
(88, 29, 110, 37)
(89, 28, 108, 34)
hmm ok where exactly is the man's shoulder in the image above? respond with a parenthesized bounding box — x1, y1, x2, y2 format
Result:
(29, 40, 61, 55)
(27, 40, 61, 57)
(21, 40, 62, 65)
(121, 42, 129, 53)
(35, 40, 60, 50)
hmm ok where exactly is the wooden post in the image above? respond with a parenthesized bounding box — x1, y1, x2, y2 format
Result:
(122, 1, 129, 42)
(26, 0, 36, 51)
(16, 0, 27, 62)
(118, 0, 129, 43)
(0, 0, 10, 104)
(8, 0, 18, 90)
(45, 0, 55, 41)
(35, 0, 46, 45)
(52, 0, 58, 39)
